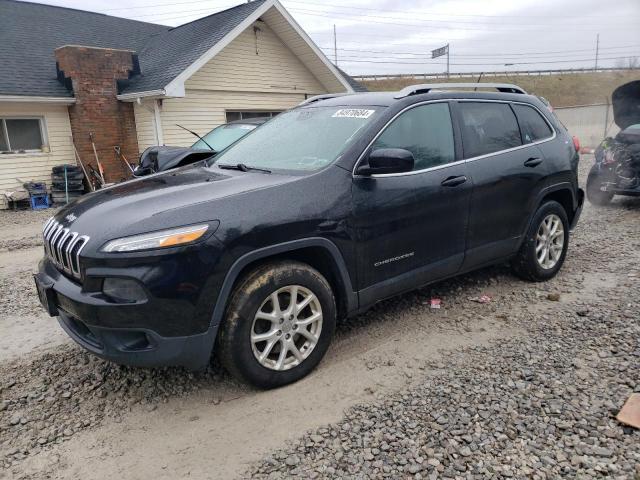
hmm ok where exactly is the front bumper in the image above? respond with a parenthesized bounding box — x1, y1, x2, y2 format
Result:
(35, 253, 223, 370)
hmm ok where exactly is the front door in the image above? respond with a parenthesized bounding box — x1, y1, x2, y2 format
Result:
(351, 102, 471, 305)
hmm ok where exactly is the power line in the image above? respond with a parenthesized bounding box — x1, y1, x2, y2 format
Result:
(282, 0, 631, 20)
(317, 44, 640, 59)
(287, 7, 633, 32)
(286, 4, 635, 29)
(336, 55, 635, 66)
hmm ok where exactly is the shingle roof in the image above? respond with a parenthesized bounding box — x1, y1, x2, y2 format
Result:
(0, 0, 168, 97)
(123, 0, 267, 94)
(0, 0, 357, 98)
(335, 66, 368, 93)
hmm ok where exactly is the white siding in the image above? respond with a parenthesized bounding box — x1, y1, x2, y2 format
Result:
(133, 102, 157, 149)
(137, 90, 307, 149)
(186, 21, 326, 95)
(0, 102, 74, 209)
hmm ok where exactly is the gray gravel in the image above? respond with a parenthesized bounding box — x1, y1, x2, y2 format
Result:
(1, 160, 639, 478)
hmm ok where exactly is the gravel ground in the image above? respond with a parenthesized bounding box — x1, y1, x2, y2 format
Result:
(0, 158, 639, 479)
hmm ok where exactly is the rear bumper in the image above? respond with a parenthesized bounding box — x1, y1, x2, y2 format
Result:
(570, 188, 585, 230)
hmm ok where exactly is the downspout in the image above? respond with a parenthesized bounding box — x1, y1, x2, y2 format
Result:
(153, 99, 164, 146)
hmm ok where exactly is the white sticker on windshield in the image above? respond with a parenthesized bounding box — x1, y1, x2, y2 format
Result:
(332, 109, 375, 119)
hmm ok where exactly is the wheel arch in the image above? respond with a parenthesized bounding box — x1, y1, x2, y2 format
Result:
(209, 238, 357, 334)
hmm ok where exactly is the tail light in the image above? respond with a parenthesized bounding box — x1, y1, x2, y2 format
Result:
(572, 136, 581, 152)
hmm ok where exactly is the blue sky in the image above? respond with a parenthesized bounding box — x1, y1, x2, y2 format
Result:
(27, 0, 640, 75)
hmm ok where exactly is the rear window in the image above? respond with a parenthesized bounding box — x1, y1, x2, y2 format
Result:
(513, 104, 553, 143)
(458, 102, 522, 158)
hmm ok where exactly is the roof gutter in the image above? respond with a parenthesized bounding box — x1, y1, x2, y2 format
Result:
(0, 95, 76, 104)
(116, 89, 166, 102)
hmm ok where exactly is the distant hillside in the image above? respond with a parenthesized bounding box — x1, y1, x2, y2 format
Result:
(361, 70, 640, 107)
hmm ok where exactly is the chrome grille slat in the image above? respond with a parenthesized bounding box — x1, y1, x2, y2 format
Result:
(41, 218, 89, 280)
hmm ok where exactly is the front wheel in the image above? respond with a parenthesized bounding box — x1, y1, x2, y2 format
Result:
(511, 201, 570, 282)
(217, 260, 336, 389)
(586, 165, 614, 206)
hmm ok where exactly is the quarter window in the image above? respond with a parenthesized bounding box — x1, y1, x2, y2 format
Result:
(458, 102, 522, 158)
(512, 104, 553, 143)
(371, 103, 455, 171)
(0, 118, 44, 153)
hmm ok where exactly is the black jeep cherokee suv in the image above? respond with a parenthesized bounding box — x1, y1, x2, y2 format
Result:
(35, 83, 584, 388)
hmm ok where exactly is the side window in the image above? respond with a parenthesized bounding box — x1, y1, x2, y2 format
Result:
(458, 102, 522, 158)
(512, 104, 554, 143)
(371, 103, 455, 171)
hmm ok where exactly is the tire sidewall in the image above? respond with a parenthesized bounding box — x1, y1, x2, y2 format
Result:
(523, 201, 570, 281)
(221, 262, 336, 389)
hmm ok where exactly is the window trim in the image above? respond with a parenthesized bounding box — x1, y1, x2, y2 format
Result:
(0, 116, 47, 154)
(353, 99, 556, 179)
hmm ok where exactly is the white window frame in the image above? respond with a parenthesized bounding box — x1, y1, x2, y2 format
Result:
(0, 116, 48, 154)
(225, 111, 282, 122)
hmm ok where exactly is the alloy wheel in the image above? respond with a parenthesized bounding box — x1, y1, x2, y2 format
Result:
(535, 214, 565, 270)
(251, 285, 323, 371)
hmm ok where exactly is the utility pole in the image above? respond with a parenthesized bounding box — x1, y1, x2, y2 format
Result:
(333, 24, 338, 66)
(595, 33, 600, 71)
(446, 43, 450, 78)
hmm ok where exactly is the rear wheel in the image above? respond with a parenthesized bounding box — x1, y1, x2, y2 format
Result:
(217, 260, 336, 388)
(586, 165, 614, 206)
(511, 201, 569, 282)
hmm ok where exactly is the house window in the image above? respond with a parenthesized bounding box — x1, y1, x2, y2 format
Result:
(225, 111, 281, 122)
(0, 118, 45, 153)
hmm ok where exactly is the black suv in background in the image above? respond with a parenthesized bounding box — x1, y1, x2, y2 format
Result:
(35, 83, 584, 388)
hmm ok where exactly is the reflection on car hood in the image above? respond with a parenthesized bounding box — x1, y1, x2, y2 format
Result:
(612, 80, 640, 130)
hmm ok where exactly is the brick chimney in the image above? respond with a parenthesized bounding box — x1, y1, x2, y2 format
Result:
(55, 46, 140, 183)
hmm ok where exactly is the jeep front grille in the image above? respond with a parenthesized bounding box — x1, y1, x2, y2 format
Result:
(42, 218, 89, 279)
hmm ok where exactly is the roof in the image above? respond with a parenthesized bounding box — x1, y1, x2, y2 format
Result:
(0, 0, 167, 97)
(0, 0, 358, 99)
(335, 66, 368, 93)
(124, 1, 267, 94)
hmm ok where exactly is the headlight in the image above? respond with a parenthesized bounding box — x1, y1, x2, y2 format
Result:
(102, 224, 209, 252)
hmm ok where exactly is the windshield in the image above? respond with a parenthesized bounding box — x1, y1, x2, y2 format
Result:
(212, 106, 381, 172)
(192, 123, 257, 151)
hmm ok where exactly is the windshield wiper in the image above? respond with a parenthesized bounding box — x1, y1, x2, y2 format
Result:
(217, 163, 271, 174)
(176, 124, 215, 151)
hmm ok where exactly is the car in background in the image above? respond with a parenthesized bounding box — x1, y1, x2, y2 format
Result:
(586, 80, 640, 205)
(133, 117, 269, 177)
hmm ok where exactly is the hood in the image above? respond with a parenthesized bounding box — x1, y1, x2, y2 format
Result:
(612, 80, 640, 130)
(54, 164, 297, 248)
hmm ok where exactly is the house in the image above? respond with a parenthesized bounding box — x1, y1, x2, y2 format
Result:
(0, 0, 366, 208)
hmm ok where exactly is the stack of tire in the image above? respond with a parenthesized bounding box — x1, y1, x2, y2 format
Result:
(51, 164, 85, 205)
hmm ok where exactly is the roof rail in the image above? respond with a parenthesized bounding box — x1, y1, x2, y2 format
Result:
(394, 83, 527, 99)
(297, 93, 352, 106)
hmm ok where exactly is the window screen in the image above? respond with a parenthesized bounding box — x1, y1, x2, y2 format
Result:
(512, 104, 553, 143)
(371, 103, 455, 171)
(225, 111, 281, 122)
(0, 118, 43, 152)
(458, 102, 522, 158)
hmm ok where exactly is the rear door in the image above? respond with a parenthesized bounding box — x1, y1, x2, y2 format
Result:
(352, 102, 471, 304)
(455, 101, 550, 269)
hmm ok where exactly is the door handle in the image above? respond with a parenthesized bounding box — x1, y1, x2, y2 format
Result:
(524, 157, 543, 167)
(441, 175, 467, 187)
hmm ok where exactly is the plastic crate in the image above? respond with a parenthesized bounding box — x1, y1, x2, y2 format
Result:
(30, 193, 50, 210)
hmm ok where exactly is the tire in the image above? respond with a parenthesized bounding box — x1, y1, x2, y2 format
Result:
(52, 165, 82, 174)
(217, 260, 336, 389)
(586, 166, 614, 206)
(511, 200, 570, 282)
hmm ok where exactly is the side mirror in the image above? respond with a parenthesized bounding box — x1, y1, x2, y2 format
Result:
(356, 148, 414, 176)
